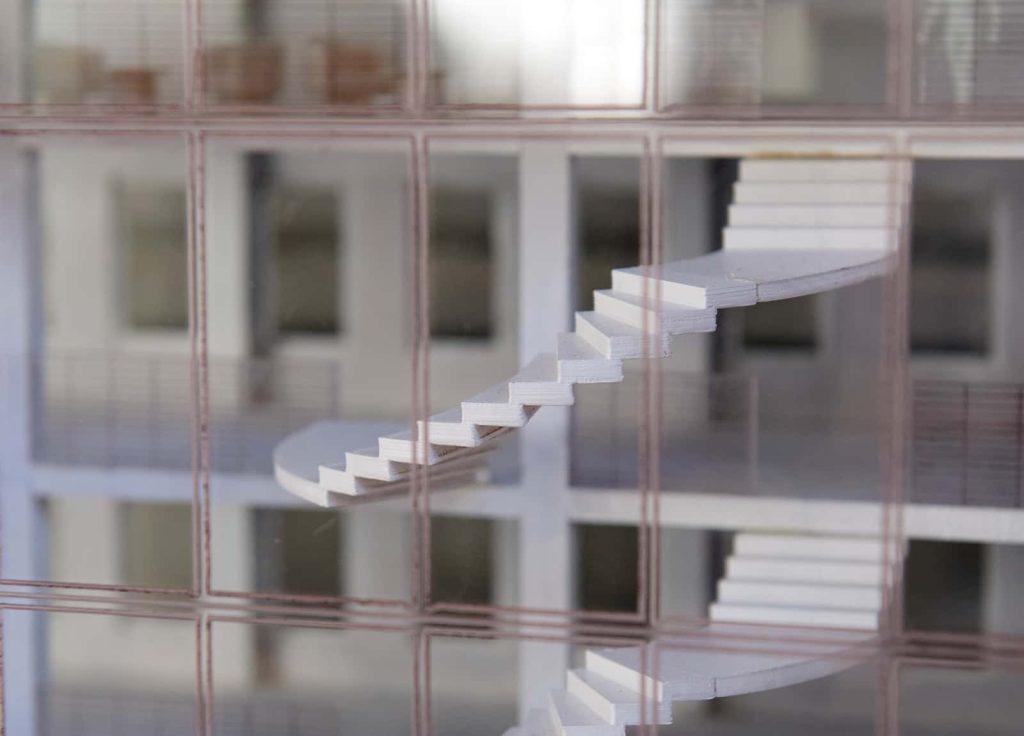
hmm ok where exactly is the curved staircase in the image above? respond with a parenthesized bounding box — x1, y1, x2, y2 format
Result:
(506, 530, 884, 736)
(272, 156, 901, 729)
(274, 156, 899, 506)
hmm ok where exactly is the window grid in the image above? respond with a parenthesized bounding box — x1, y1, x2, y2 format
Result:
(4, 3, 1023, 736)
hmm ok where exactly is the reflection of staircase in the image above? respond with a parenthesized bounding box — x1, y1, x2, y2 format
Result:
(507, 531, 883, 736)
(274, 156, 899, 505)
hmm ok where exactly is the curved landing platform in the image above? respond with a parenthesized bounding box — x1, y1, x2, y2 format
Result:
(510, 624, 876, 735)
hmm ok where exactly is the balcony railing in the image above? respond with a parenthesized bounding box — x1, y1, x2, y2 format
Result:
(572, 370, 1024, 509)
(29, 353, 341, 475)
(13, 354, 1024, 508)
(912, 380, 1024, 508)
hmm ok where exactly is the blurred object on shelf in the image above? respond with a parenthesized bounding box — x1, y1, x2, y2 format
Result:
(33, 45, 105, 103)
(205, 43, 283, 103)
(305, 39, 398, 105)
(107, 68, 159, 104)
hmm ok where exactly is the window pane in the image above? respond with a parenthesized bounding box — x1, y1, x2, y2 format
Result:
(573, 156, 640, 312)
(904, 540, 983, 633)
(252, 508, 343, 598)
(210, 621, 414, 736)
(24, 137, 195, 592)
(743, 294, 819, 351)
(120, 502, 193, 589)
(117, 183, 189, 331)
(910, 161, 992, 355)
(661, 0, 889, 109)
(31, 0, 186, 105)
(901, 664, 1024, 735)
(430, 187, 493, 340)
(574, 523, 638, 612)
(2, 609, 199, 735)
(915, 0, 1024, 107)
(431, 516, 495, 605)
(273, 186, 339, 335)
(428, 0, 644, 107)
(201, 0, 406, 108)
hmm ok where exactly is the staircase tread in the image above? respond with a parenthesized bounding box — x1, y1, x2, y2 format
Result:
(557, 331, 614, 362)
(511, 352, 560, 383)
(522, 708, 557, 736)
(510, 353, 575, 405)
(595, 288, 718, 315)
(556, 333, 624, 384)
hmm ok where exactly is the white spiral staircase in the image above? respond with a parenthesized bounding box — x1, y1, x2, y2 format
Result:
(273, 156, 901, 731)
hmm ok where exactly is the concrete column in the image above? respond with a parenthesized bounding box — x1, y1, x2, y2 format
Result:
(203, 145, 251, 415)
(0, 145, 39, 736)
(0, 0, 24, 103)
(517, 142, 573, 718)
(339, 154, 411, 418)
(995, 185, 1024, 376)
(983, 545, 1024, 637)
(205, 146, 251, 361)
(40, 147, 118, 352)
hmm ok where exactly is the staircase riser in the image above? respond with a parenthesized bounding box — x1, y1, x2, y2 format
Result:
(739, 159, 895, 181)
(723, 227, 894, 250)
(557, 361, 624, 384)
(726, 558, 882, 586)
(509, 383, 575, 406)
(709, 603, 879, 630)
(593, 292, 717, 335)
(734, 534, 883, 561)
(461, 404, 529, 427)
(717, 580, 882, 610)
(734, 182, 900, 205)
(728, 204, 894, 228)
(417, 422, 480, 448)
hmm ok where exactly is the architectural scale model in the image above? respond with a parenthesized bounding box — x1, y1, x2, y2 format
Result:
(1, 1, 1023, 735)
